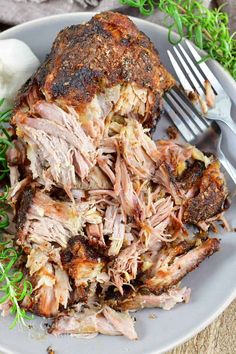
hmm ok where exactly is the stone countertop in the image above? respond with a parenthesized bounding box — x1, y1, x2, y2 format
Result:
(0, 0, 216, 26)
(2, 0, 233, 33)
(0, 1, 235, 353)
(2, 0, 120, 25)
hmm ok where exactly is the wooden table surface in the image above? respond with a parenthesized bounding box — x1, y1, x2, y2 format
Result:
(0, 1, 235, 353)
(168, 299, 236, 354)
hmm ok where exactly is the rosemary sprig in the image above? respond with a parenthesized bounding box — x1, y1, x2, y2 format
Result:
(0, 99, 33, 328)
(119, 0, 236, 80)
(0, 100, 12, 183)
(119, 0, 159, 16)
(0, 244, 33, 328)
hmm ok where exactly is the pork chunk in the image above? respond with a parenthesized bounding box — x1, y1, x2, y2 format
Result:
(61, 236, 105, 286)
(183, 161, 227, 224)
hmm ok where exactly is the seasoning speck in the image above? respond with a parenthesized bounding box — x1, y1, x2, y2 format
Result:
(47, 346, 55, 354)
(148, 313, 157, 319)
(167, 126, 178, 140)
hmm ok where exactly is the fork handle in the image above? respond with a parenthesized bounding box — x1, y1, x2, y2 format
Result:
(218, 153, 236, 186)
(222, 119, 236, 136)
(208, 112, 236, 136)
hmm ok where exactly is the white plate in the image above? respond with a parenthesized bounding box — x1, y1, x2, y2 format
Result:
(0, 13, 236, 354)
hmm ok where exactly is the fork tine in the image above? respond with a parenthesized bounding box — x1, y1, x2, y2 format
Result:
(163, 99, 194, 142)
(171, 86, 201, 117)
(185, 41, 223, 94)
(167, 50, 193, 92)
(178, 43, 206, 90)
(166, 93, 202, 135)
(171, 87, 210, 127)
(174, 46, 205, 97)
(165, 85, 218, 142)
(168, 90, 207, 132)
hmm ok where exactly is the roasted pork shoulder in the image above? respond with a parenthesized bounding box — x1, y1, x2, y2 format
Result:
(11, 11, 174, 195)
(5, 11, 228, 340)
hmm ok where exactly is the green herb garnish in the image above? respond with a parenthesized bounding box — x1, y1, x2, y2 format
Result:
(0, 243, 33, 328)
(119, 0, 159, 16)
(119, 0, 236, 80)
(0, 99, 33, 328)
(0, 101, 12, 183)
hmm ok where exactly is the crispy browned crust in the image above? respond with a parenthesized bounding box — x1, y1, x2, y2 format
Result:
(144, 238, 220, 295)
(178, 160, 205, 191)
(106, 292, 148, 312)
(183, 183, 226, 224)
(183, 161, 227, 224)
(159, 240, 195, 260)
(15, 185, 35, 235)
(61, 236, 105, 283)
(104, 291, 135, 312)
(61, 236, 102, 262)
(15, 11, 174, 126)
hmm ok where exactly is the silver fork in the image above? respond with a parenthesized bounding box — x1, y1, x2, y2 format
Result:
(164, 88, 236, 185)
(167, 40, 236, 135)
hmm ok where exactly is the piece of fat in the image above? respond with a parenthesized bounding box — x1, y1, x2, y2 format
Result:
(0, 39, 40, 110)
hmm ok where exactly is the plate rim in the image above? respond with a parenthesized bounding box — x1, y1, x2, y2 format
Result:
(0, 12, 236, 354)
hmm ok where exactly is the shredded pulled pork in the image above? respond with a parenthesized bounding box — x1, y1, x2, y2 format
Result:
(108, 286, 191, 312)
(10, 115, 226, 337)
(6, 11, 229, 341)
(49, 306, 137, 340)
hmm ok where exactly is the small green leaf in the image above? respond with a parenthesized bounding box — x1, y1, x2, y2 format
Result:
(194, 24, 203, 49)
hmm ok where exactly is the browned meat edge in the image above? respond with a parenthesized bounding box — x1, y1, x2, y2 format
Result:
(14, 11, 175, 127)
